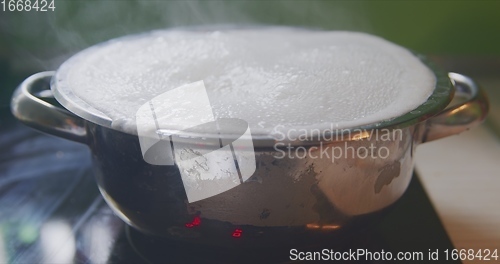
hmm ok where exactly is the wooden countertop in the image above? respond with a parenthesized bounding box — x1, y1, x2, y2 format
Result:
(416, 124, 500, 263)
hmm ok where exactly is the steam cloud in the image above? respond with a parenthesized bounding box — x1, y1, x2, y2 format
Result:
(0, 1, 371, 71)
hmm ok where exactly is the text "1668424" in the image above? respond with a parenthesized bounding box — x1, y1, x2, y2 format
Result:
(2, 0, 55, 12)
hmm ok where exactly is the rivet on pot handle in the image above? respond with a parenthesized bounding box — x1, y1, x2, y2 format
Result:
(422, 72, 489, 143)
(10, 71, 87, 144)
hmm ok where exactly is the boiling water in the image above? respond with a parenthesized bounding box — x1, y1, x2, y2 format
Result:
(58, 27, 435, 137)
(59, 27, 436, 229)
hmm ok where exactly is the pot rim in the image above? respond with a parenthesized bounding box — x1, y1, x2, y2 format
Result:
(51, 31, 453, 147)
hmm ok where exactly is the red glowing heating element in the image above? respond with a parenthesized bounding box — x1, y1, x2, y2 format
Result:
(232, 228, 242, 238)
(185, 216, 201, 228)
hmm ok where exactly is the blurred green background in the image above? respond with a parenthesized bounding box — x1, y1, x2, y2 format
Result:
(1, 0, 499, 124)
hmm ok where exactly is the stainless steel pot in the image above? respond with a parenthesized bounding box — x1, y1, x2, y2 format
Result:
(11, 57, 488, 247)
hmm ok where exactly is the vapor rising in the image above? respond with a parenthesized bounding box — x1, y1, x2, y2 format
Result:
(0, 1, 370, 72)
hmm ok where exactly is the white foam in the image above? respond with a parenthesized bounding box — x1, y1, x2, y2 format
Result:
(57, 27, 435, 137)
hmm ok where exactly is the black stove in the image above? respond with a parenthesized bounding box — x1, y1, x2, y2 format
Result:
(0, 117, 459, 263)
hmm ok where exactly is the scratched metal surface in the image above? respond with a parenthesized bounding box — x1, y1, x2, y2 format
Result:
(0, 119, 459, 263)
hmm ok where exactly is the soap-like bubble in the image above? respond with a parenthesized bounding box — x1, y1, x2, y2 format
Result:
(57, 27, 435, 137)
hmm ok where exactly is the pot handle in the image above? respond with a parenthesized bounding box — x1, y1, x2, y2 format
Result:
(10, 71, 87, 144)
(422, 72, 489, 143)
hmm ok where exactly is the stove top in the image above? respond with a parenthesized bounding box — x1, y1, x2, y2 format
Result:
(0, 119, 459, 263)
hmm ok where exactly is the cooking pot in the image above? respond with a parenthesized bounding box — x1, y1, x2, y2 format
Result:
(10, 34, 488, 248)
